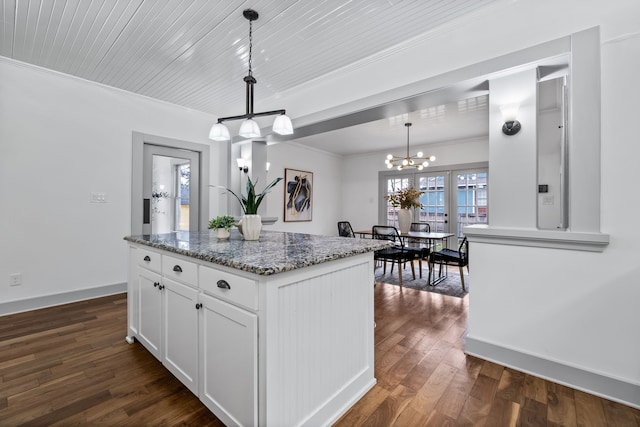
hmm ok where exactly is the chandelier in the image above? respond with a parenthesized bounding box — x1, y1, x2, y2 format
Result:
(209, 9, 293, 141)
(384, 123, 435, 170)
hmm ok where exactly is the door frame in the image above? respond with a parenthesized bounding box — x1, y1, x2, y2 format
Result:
(131, 132, 210, 235)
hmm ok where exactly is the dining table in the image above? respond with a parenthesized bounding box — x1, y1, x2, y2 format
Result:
(355, 229, 454, 247)
(355, 228, 456, 285)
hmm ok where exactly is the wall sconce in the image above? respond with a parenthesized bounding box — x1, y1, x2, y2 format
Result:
(500, 104, 521, 135)
(236, 158, 249, 173)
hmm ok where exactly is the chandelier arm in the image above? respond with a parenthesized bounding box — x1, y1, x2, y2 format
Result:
(218, 109, 287, 123)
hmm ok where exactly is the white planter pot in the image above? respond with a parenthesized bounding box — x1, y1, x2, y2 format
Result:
(239, 214, 262, 240)
(215, 228, 230, 240)
(397, 209, 412, 234)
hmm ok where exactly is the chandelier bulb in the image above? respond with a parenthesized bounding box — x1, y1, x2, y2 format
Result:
(416, 151, 423, 158)
(386, 154, 393, 160)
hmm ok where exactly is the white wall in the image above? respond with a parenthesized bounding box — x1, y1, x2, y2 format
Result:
(263, 142, 343, 236)
(488, 69, 538, 228)
(0, 58, 222, 308)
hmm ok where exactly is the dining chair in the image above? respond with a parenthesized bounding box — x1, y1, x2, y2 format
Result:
(409, 222, 432, 271)
(337, 221, 355, 238)
(428, 236, 469, 291)
(371, 225, 420, 287)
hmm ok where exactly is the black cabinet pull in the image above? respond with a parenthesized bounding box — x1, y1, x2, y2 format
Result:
(143, 255, 151, 262)
(173, 265, 182, 272)
(153, 282, 159, 287)
(217, 280, 231, 289)
(195, 303, 202, 310)
(158, 284, 165, 290)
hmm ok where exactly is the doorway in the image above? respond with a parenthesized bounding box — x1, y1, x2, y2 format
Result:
(131, 132, 210, 236)
(143, 144, 199, 234)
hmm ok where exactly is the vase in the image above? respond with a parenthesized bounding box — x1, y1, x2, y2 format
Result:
(397, 208, 412, 234)
(239, 214, 262, 240)
(215, 228, 230, 240)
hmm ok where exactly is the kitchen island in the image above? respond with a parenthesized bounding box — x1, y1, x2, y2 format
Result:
(124, 230, 389, 427)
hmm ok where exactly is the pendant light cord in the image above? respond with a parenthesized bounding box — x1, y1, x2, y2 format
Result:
(248, 19, 253, 77)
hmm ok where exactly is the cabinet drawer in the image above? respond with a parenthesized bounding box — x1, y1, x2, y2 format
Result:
(162, 255, 197, 286)
(137, 247, 161, 273)
(200, 266, 258, 311)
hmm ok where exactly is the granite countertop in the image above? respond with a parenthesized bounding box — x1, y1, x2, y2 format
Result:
(124, 230, 391, 276)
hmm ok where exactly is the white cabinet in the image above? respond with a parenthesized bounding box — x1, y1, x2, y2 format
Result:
(127, 242, 376, 427)
(199, 292, 258, 427)
(163, 277, 199, 394)
(136, 266, 162, 359)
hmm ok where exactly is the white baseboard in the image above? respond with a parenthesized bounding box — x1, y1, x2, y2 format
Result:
(465, 336, 640, 409)
(0, 282, 127, 316)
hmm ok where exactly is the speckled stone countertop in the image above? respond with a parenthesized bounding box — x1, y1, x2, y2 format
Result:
(124, 230, 391, 276)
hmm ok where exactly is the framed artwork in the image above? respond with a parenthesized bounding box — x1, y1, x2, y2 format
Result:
(284, 168, 313, 222)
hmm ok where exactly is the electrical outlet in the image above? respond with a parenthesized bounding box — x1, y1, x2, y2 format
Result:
(9, 273, 22, 286)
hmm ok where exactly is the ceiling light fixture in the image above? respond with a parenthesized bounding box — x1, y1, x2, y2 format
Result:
(384, 123, 435, 170)
(209, 9, 293, 141)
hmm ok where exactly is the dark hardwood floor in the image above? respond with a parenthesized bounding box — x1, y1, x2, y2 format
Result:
(1, 284, 638, 426)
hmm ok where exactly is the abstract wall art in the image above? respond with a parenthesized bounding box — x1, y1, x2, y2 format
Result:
(284, 168, 313, 222)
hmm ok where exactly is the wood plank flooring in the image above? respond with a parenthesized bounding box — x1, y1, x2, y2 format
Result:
(0, 287, 638, 426)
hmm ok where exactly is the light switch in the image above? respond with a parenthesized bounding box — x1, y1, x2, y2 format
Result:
(90, 192, 108, 203)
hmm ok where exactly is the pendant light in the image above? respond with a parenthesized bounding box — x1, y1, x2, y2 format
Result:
(384, 123, 435, 170)
(209, 9, 294, 141)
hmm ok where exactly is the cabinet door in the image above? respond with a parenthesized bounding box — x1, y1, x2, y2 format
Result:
(137, 268, 162, 359)
(163, 278, 199, 394)
(199, 293, 258, 427)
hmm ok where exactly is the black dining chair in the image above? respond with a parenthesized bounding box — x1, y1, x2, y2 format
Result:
(337, 221, 355, 238)
(409, 222, 432, 272)
(428, 236, 469, 291)
(371, 225, 421, 287)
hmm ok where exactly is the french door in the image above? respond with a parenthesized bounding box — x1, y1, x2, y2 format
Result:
(381, 165, 488, 244)
(416, 172, 450, 233)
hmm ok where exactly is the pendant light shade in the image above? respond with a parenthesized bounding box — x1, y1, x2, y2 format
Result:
(272, 114, 294, 135)
(209, 122, 230, 141)
(239, 119, 261, 138)
(208, 9, 293, 141)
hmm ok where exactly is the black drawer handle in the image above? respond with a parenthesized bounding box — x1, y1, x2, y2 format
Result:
(143, 255, 151, 262)
(217, 280, 231, 290)
(153, 282, 159, 288)
(173, 265, 182, 273)
(158, 284, 165, 290)
(195, 303, 202, 310)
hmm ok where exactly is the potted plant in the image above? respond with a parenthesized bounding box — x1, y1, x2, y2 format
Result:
(385, 186, 423, 234)
(219, 176, 283, 240)
(208, 215, 235, 239)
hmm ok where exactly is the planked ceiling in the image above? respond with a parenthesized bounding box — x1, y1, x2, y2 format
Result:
(1, 0, 497, 154)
